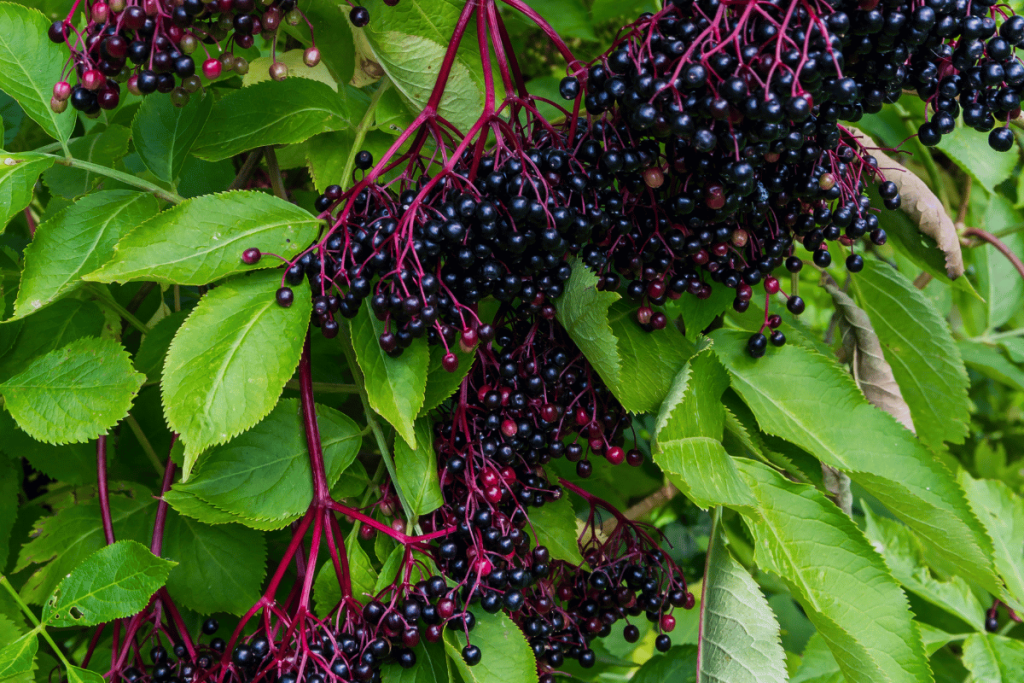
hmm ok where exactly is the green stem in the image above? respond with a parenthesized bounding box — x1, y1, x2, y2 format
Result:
(125, 413, 164, 475)
(46, 154, 184, 204)
(0, 577, 75, 669)
(264, 147, 288, 201)
(340, 78, 392, 188)
(337, 326, 415, 530)
(88, 284, 152, 335)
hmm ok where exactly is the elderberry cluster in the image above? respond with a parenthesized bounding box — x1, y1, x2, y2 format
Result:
(47, 0, 321, 114)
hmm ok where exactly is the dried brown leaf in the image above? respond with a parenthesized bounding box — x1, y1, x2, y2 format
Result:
(846, 126, 964, 279)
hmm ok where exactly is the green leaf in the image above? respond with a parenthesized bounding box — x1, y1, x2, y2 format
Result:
(314, 527, 378, 616)
(0, 299, 105, 384)
(133, 309, 189, 385)
(131, 91, 213, 183)
(975, 195, 1024, 329)
(734, 459, 932, 683)
(41, 539, 174, 627)
(0, 3, 76, 145)
(523, 495, 584, 566)
(653, 351, 755, 510)
(362, 0, 501, 133)
(244, 50, 339, 91)
(349, 303, 428, 447)
(957, 341, 1024, 392)
(555, 258, 622, 392)
(0, 403, 93, 485)
(848, 260, 969, 449)
(710, 329, 1001, 598)
(419, 343, 474, 416)
(394, 419, 443, 517)
(381, 638, 450, 683)
(959, 471, 1024, 613)
(631, 646, 697, 683)
(443, 610, 537, 683)
(161, 272, 312, 478)
(962, 634, 1024, 682)
(14, 487, 155, 604)
(791, 634, 844, 683)
(166, 398, 361, 527)
(161, 515, 266, 616)
(697, 510, 786, 683)
(192, 80, 353, 162)
(862, 503, 986, 630)
(0, 633, 37, 681)
(0, 337, 144, 444)
(84, 191, 320, 286)
(670, 280, 734, 342)
(0, 153, 52, 231)
(0, 455, 18, 570)
(11, 191, 160, 319)
(936, 124, 1017, 193)
(279, 0, 354, 84)
(66, 665, 105, 683)
(42, 125, 131, 199)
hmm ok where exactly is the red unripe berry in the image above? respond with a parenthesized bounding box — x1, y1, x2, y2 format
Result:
(705, 184, 725, 210)
(499, 387, 511, 405)
(605, 447, 625, 465)
(575, 408, 590, 426)
(500, 467, 516, 482)
(97, 88, 119, 110)
(461, 327, 478, 346)
(269, 61, 288, 81)
(425, 625, 443, 643)
(92, 2, 109, 23)
(484, 486, 502, 504)
(737, 283, 753, 300)
(475, 558, 493, 576)
(661, 615, 676, 632)
(643, 167, 665, 189)
(540, 403, 558, 423)
(696, 284, 712, 299)
(441, 353, 458, 372)
(481, 469, 499, 487)
(647, 280, 665, 298)
(692, 249, 709, 265)
(767, 314, 782, 329)
(241, 248, 261, 265)
(637, 306, 653, 325)
(53, 81, 71, 101)
(304, 46, 322, 67)
(711, 242, 729, 258)
(216, 0, 233, 11)
(402, 629, 420, 648)
(650, 313, 667, 330)
(203, 59, 223, 81)
(501, 420, 518, 437)
(82, 70, 105, 91)
(557, 585, 573, 601)
(684, 593, 696, 609)
(764, 276, 780, 294)
(626, 449, 644, 467)
(589, 437, 604, 452)
(437, 599, 455, 619)
(359, 524, 376, 540)
(476, 385, 491, 402)
(263, 8, 282, 30)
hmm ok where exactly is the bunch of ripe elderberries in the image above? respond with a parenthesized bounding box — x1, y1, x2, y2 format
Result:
(46, 0, 322, 114)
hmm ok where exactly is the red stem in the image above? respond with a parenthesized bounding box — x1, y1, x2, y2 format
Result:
(298, 333, 330, 505)
(97, 436, 115, 545)
(963, 227, 1024, 283)
(151, 437, 178, 556)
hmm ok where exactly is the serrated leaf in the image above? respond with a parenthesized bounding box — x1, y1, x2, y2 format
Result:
(133, 309, 188, 385)
(0, 3, 76, 145)
(381, 638, 450, 683)
(671, 283, 734, 342)
(862, 503, 986, 630)
(710, 329, 1001, 599)
(419, 343, 474, 416)
(0, 633, 38, 681)
(607, 300, 690, 413)
(0, 299, 105, 384)
(0, 337, 144, 444)
(11, 191, 159, 319)
(394, 419, 443, 517)
(957, 340, 1024, 392)
(66, 665, 104, 683)
(963, 634, 1024, 682)
(697, 509, 786, 683)
(959, 471, 1024, 613)
(132, 90, 213, 183)
(84, 192, 320, 286)
(653, 351, 755, 510)
(166, 398, 361, 527)
(314, 527, 378, 616)
(0, 409, 96, 484)
(792, 634, 844, 683)
(555, 258, 622, 390)
(822, 272, 915, 432)
(161, 515, 266, 616)
(349, 303, 427, 447)
(631, 646, 698, 683)
(936, 125, 1017, 194)
(443, 610, 537, 683)
(0, 153, 52, 231)
(735, 459, 932, 683)
(41, 540, 174, 627)
(161, 272, 312, 478)
(42, 125, 131, 199)
(523, 495, 584, 566)
(192, 80, 353, 161)
(848, 260, 969, 449)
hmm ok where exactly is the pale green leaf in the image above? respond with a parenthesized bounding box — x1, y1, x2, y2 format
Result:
(697, 510, 786, 683)
(12, 191, 159, 319)
(443, 610, 537, 683)
(243, 50, 338, 90)
(66, 665, 104, 683)
(523, 495, 584, 566)
(711, 329, 1000, 598)
(962, 634, 1024, 683)
(84, 191, 320, 286)
(394, 419, 443, 517)
(161, 272, 312, 478)
(349, 303, 427, 447)
(791, 633, 844, 683)
(42, 540, 175, 627)
(0, 633, 37, 681)
(0, 153, 52, 231)
(0, 3, 76, 144)
(959, 471, 1024, 613)
(0, 337, 144, 444)
(132, 90, 213, 183)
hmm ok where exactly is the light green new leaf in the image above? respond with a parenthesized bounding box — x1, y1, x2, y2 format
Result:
(382, 638, 450, 683)
(0, 633, 37, 681)
(12, 191, 159, 319)
(66, 665, 105, 683)
(84, 191, 320, 286)
(735, 459, 931, 683)
(697, 510, 786, 683)
(161, 515, 266, 616)
(862, 504, 987, 630)
(0, 3, 76, 145)
(962, 634, 1024, 682)
(132, 91, 214, 183)
(849, 260, 969, 448)
(350, 304, 427, 447)
(443, 610, 537, 683)
(0, 153, 52, 231)
(162, 272, 312, 479)
(0, 299, 105, 384)
(523, 495, 584, 566)
(42, 540, 175, 627)
(0, 337, 144, 444)
(419, 343, 474, 416)
(959, 471, 1024, 612)
(192, 80, 353, 161)
(653, 351, 755, 509)
(394, 419, 443, 517)
(711, 329, 1000, 598)
(42, 125, 131, 199)
(166, 398, 361, 526)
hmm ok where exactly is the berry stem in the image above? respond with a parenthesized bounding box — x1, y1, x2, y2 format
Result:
(96, 435, 116, 545)
(86, 284, 153, 336)
(962, 226, 1024, 283)
(340, 77, 393, 189)
(228, 148, 266, 191)
(298, 333, 332, 506)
